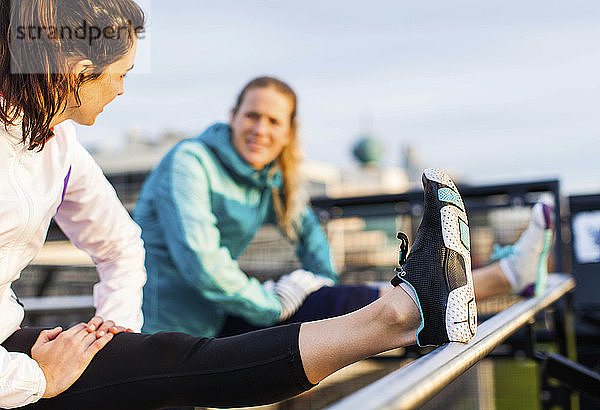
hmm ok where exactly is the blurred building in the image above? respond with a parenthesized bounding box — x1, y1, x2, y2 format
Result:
(325, 134, 409, 197)
(92, 130, 411, 203)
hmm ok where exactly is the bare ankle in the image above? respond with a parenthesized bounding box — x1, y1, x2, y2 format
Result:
(380, 286, 421, 331)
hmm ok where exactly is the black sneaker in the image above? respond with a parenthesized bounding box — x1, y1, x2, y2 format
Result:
(391, 168, 477, 346)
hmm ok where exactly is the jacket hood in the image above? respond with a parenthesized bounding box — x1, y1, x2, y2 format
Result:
(196, 123, 282, 189)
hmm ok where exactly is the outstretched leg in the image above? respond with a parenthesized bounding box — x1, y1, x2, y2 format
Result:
(299, 285, 420, 383)
(5, 325, 313, 409)
(5, 289, 420, 409)
(3, 168, 473, 408)
(472, 262, 512, 299)
(219, 285, 380, 337)
(472, 202, 554, 299)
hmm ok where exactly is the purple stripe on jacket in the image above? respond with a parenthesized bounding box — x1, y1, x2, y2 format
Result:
(56, 166, 72, 213)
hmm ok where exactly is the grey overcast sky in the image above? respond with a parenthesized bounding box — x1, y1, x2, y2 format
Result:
(76, 0, 600, 194)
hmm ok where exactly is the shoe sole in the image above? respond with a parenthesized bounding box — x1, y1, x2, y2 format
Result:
(424, 169, 477, 343)
(534, 203, 554, 296)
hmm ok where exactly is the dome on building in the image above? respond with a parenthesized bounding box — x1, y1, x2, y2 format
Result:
(352, 136, 384, 165)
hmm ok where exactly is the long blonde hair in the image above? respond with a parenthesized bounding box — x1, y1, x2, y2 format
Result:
(231, 76, 303, 241)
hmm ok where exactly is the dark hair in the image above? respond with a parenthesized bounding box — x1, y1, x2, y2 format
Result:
(232, 76, 302, 240)
(0, 0, 145, 150)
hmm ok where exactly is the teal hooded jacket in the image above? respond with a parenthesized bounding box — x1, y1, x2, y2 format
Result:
(134, 123, 338, 336)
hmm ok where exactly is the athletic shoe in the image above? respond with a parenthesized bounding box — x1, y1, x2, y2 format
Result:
(495, 202, 554, 297)
(391, 168, 477, 346)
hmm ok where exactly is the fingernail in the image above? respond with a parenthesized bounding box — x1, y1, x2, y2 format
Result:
(97, 331, 105, 337)
(89, 325, 96, 331)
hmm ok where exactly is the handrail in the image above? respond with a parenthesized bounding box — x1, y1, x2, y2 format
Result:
(326, 273, 575, 410)
(21, 295, 94, 313)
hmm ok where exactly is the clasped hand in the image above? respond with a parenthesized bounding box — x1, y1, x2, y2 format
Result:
(31, 316, 132, 398)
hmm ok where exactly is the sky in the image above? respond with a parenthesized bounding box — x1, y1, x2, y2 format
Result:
(76, 0, 600, 195)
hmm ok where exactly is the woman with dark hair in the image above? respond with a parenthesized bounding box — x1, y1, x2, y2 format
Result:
(0, 1, 547, 409)
(135, 75, 554, 338)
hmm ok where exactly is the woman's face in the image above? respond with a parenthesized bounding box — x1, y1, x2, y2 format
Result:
(66, 39, 137, 126)
(230, 86, 294, 171)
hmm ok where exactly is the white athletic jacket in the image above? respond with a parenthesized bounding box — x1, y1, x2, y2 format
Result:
(0, 121, 146, 408)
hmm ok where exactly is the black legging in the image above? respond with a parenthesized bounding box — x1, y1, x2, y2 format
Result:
(2, 324, 314, 409)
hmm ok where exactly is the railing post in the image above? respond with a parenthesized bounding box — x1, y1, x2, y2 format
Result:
(525, 317, 537, 359)
(539, 290, 580, 410)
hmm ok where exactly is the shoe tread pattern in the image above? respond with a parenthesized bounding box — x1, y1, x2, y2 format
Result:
(424, 168, 459, 191)
(425, 168, 477, 343)
(400, 182, 450, 346)
(459, 219, 470, 251)
(438, 187, 465, 212)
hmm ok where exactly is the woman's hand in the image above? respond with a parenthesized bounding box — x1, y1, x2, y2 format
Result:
(31, 323, 114, 398)
(86, 316, 133, 338)
(274, 270, 335, 321)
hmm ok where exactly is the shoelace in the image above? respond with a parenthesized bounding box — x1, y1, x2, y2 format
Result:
(390, 232, 410, 287)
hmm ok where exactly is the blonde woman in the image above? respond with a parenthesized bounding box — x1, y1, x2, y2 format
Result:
(135, 77, 360, 337)
(135, 76, 554, 338)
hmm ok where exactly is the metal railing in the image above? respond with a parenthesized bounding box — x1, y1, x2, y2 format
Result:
(326, 273, 575, 410)
(21, 295, 94, 313)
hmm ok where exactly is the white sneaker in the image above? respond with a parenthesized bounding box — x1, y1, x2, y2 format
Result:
(497, 203, 554, 296)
